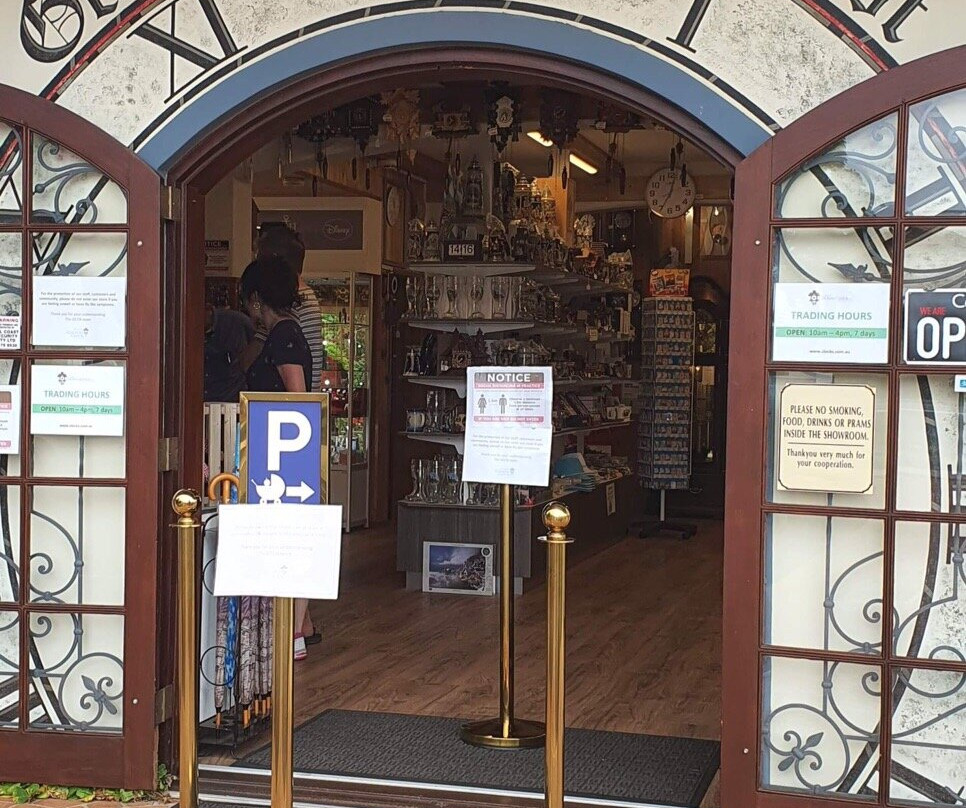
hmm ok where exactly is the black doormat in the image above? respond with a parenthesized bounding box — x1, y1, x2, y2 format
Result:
(235, 709, 719, 807)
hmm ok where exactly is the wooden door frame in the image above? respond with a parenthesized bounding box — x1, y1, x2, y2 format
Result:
(723, 45, 966, 808)
(0, 83, 161, 788)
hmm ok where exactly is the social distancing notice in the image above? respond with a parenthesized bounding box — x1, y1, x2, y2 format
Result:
(462, 366, 553, 487)
(777, 383, 875, 494)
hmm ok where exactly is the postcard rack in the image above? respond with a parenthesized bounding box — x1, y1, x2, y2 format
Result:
(637, 296, 697, 539)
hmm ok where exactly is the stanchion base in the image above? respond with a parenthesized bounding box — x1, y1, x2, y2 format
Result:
(459, 717, 546, 749)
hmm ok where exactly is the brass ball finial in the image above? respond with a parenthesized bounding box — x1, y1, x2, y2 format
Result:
(542, 501, 571, 532)
(172, 489, 201, 517)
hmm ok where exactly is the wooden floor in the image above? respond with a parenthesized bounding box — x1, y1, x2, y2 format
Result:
(201, 519, 724, 805)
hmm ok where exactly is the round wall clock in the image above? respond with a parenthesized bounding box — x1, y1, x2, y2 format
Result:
(385, 185, 402, 226)
(646, 168, 696, 218)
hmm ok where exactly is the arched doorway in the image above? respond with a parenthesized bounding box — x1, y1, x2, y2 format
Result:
(160, 45, 744, 808)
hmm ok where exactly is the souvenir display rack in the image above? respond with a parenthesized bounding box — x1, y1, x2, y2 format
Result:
(637, 296, 697, 539)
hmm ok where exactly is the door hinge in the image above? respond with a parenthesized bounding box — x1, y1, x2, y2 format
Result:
(155, 684, 175, 725)
(159, 437, 180, 472)
(161, 185, 182, 221)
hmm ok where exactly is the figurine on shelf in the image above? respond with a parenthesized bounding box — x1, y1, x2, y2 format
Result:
(464, 157, 484, 216)
(407, 218, 425, 263)
(424, 219, 441, 262)
(485, 215, 511, 263)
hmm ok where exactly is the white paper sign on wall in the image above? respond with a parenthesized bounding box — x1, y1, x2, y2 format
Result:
(462, 366, 553, 487)
(777, 383, 875, 494)
(213, 504, 343, 599)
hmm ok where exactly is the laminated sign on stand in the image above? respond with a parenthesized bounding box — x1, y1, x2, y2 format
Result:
(460, 367, 553, 750)
(208, 392, 340, 808)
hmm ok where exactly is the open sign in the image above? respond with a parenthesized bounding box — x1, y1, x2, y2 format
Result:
(905, 290, 966, 364)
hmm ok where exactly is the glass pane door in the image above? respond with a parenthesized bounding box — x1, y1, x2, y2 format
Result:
(0, 91, 160, 788)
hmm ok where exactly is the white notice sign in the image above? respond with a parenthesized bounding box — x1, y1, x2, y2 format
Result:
(213, 504, 343, 599)
(772, 283, 889, 364)
(30, 365, 125, 436)
(0, 385, 21, 454)
(0, 316, 20, 349)
(32, 276, 126, 348)
(463, 366, 553, 487)
(777, 384, 875, 494)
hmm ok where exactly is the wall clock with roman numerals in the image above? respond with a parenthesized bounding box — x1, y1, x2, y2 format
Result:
(646, 167, 696, 219)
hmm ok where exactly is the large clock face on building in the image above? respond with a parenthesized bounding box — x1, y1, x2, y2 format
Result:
(646, 168, 696, 219)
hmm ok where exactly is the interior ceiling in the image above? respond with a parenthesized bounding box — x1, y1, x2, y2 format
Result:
(248, 81, 730, 183)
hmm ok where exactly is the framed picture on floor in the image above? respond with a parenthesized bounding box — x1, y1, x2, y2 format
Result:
(422, 541, 494, 596)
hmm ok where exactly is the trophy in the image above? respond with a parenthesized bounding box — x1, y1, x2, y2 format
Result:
(425, 275, 441, 319)
(404, 275, 418, 319)
(407, 218, 425, 263)
(491, 276, 509, 319)
(469, 276, 485, 319)
(424, 219, 441, 262)
(444, 275, 460, 319)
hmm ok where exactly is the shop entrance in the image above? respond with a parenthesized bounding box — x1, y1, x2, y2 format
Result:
(171, 52, 735, 808)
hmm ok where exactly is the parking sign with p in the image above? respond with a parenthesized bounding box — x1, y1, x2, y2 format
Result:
(240, 392, 329, 505)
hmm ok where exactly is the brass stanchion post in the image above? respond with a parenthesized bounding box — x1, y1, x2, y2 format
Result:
(272, 596, 295, 808)
(172, 489, 201, 808)
(540, 502, 572, 808)
(461, 483, 545, 749)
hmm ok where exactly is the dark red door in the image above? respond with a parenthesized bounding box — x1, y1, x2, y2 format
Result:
(724, 46, 966, 808)
(0, 85, 161, 788)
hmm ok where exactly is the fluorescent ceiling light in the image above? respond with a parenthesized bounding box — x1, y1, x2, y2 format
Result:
(527, 131, 554, 147)
(568, 154, 598, 175)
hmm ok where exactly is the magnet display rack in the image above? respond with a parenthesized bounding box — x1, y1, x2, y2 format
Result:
(637, 297, 697, 539)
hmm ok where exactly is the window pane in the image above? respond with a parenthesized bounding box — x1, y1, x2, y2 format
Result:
(893, 521, 965, 662)
(29, 486, 125, 606)
(896, 374, 966, 513)
(0, 609, 18, 729)
(30, 232, 127, 351)
(767, 372, 888, 510)
(775, 113, 898, 219)
(28, 612, 123, 733)
(31, 136, 127, 225)
(0, 233, 23, 351)
(764, 514, 883, 655)
(772, 228, 892, 364)
(0, 359, 21, 477)
(761, 655, 881, 799)
(0, 485, 21, 604)
(890, 667, 966, 805)
(905, 88, 966, 218)
(0, 123, 23, 225)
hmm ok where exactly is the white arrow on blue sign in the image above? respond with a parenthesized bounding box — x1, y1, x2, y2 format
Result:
(241, 393, 328, 505)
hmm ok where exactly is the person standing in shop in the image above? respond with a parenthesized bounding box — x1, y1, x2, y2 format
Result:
(255, 224, 325, 393)
(253, 224, 326, 656)
(239, 255, 317, 661)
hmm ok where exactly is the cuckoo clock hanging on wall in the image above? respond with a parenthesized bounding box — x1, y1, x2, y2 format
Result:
(539, 91, 579, 189)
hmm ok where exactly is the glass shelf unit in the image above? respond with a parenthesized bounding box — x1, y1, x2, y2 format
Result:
(308, 273, 372, 530)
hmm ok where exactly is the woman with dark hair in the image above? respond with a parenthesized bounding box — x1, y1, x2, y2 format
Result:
(239, 256, 316, 660)
(240, 256, 312, 395)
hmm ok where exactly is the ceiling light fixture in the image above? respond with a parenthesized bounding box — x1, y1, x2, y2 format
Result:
(527, 131, 554, 147)
(568, 154, 598, 175)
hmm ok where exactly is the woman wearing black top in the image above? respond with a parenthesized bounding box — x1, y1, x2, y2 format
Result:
(239, 256, 316, 660)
